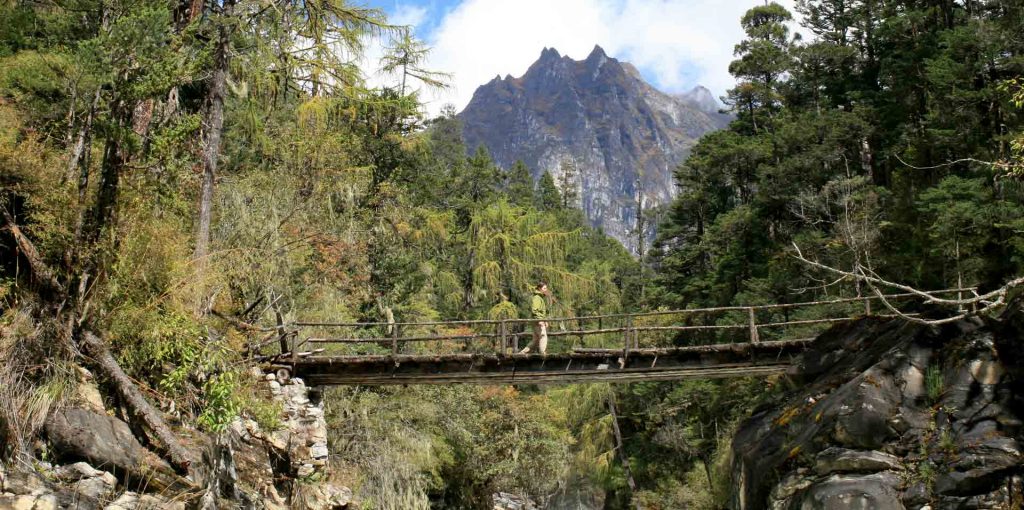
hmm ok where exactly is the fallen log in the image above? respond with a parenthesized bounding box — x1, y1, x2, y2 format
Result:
(80, 331, 197, 478)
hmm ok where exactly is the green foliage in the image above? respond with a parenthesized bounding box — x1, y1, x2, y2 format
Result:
(1003, 79, 1024, 178)
(197, 371, 241, 432)
(504, 160, 536, 207)
(646, 2, 1024, 498)
(925, 364, 945, 405)
(326, 385, 570, 508)
(535, 171, 562, 211)
(380, 28, 451, 96)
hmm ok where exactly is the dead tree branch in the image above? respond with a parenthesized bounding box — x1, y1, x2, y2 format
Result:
(792, 243, 1023, 324)
(1, 206, 66, 296)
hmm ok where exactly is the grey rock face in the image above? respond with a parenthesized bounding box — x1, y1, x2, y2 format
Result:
(676, 85, 722, 114)
(813, 448, 902, 475)
(105, 492, 185, 510)
(3, 462, 121, 510)
(492, 491, 537, 510)
(458, 45, 729, 252)
(44, 408, 155, 476)
(53, 462, 117, 504)
(730, 310, 1024, 510)
(796, 471, 906, 510)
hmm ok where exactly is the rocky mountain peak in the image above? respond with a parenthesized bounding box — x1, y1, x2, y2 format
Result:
(458, 46, 730, 252)
(585, 44, 608, 61)
(537, 46, 562, 64)
(677, 85, 720, 114)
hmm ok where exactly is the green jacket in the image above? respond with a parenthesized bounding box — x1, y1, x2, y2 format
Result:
(531, 292, 547, 320)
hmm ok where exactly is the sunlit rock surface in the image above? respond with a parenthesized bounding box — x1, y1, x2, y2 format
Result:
(459, 45, 729, 252)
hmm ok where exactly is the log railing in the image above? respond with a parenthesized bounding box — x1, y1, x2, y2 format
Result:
(266, 288, 975, 362)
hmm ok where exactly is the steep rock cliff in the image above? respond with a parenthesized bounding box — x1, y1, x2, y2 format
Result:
(458, 45, 729, 252)
(730, 305, 1024, 509)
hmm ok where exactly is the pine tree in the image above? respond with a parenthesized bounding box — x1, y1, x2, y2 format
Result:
(725, 2, 795, 133)
(505, 160, 536, 207)
(557, 158, 581, 209)
(536, 171, 562, 211)
(460, 146, 502, 206)
(380, 28, 451, 97)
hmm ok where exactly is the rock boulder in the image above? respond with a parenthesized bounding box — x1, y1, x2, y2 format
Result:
(730, 309, 1024, 509)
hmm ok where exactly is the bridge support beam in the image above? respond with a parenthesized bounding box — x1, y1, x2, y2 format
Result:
(275, 339, 811, 386)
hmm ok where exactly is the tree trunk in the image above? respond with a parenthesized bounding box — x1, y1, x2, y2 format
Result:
(86, 95, 129, 246)
(606, 395, 641, 510)
(79, 331, 197, 477)
(860, 136, 874, 183)
(65, 89, 101, 183)
(193, 0, 235, 263)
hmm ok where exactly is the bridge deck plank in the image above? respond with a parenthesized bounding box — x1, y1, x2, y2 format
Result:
(278, 338, 810, 385)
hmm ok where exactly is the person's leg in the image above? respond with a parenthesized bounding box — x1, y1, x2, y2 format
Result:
(538, 321, 548, 354)
(520, 321, 541, 354)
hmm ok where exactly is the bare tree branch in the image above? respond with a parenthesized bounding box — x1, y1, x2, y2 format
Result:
(791, 242, 1023, 325)
(894, 154, 1014, 171)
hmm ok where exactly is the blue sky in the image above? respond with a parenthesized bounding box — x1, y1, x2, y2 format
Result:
(361, 0, 800, 116)
(373, 0, 454, 37)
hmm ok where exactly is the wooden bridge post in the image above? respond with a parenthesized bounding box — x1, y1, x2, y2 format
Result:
(747, 307, 760, 344)
(290, 331, 298, 366)
(864, 297, 872, 316)
(623, 315, 633, 355)
(498, 321, 507, 354)
(391, 324, 399, 356)
(275, 309, 288, 356)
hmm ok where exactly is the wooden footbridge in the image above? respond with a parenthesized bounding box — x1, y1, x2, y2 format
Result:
(256, 290, 973, 385)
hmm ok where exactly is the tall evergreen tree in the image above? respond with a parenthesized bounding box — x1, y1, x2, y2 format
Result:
(536, 171, 562, 211)
(505, 159, 536, 207)
(557, 158, 581, 209)
(726, 2, 795, 133)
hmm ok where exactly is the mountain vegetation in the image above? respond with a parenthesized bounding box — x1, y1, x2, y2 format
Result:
(0, 0, 1021, 508)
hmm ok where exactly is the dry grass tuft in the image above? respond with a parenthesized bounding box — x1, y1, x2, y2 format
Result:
(0, 306, 76, 460)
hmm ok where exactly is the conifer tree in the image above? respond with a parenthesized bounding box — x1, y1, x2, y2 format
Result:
(505, 160, 536, 207)
(454, 146, 501, 220)
(726, 2, 794, 133)
(536, 171, 562, 211)
(380, 28, 451, 97)
(557, 158, 581, 209)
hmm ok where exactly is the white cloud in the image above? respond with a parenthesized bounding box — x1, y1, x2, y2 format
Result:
(390, 3, 429, 27)
(401, 0, 801, 116)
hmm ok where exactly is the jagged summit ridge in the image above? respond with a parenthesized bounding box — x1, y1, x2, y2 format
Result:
(677, 85, 720, 114)
(458, 46, 730, 251)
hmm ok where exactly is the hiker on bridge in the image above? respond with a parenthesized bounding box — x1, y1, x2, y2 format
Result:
(520, 281, 551, 355)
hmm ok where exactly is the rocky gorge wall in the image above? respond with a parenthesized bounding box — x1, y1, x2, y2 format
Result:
(729, 304, 1024, 509)
(1, 371, 349, 510)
